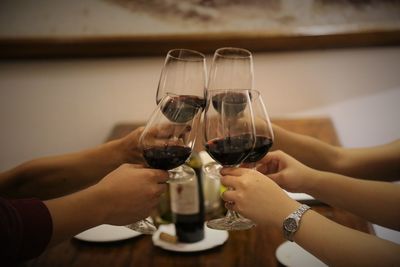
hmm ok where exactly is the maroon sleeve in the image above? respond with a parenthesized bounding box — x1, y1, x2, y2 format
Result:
(0, 197, 53, 263)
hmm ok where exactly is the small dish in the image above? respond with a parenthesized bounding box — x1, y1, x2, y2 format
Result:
(74, 224, 142, 242)
(276, 241, 327, 267)
(152, 223, 228, 252)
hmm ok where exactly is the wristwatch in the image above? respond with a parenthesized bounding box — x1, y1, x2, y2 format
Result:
(282, 204, 311, 242)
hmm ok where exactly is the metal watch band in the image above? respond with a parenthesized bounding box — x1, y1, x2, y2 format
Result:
(283, 204, 311, 242)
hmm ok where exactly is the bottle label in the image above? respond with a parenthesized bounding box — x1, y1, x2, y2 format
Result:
(170, 176, 199, 215)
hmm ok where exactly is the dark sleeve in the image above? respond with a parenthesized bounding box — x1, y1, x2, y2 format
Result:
(0, 197, 53, 263)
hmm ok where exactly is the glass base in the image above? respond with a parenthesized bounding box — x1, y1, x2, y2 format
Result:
(206, 215, 255, 231)
(126, 218, 157, 235)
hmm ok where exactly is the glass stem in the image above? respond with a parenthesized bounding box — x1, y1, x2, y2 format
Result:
(225, 186, 240, 222)
(227, 210, 240, 221)
(247, 162, 258, 170)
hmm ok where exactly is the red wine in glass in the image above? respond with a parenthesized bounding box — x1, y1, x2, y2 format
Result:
(143, 145, 192, 170)
(243, 136, 273, 163)
(211, 91, 248, 115)
(243, 90, 274, 165)
(205, 134, 254, 166)
(161, 95, 205, 123)
(156, 49, 206, 114)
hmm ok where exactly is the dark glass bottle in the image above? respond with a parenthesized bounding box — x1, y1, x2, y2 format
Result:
(170, 153, 205, 243)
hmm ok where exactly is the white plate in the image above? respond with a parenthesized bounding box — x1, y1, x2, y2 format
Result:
(152, 223, 228, 252)
(286, 191, 315, 202)
(276, 241, 327, 267)
(74, 224, 142, 242)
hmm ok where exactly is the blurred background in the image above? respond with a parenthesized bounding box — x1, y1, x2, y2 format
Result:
(0, 0, 399, 243)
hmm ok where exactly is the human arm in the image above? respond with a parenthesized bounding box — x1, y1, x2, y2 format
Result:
(0, 198, 52, 263)
(333, 140, 400, 181)
(1, 164, 168, 264)
(0, 127, 145, 200)
(271, 124, 400, 181)
(220, 167, 400, 267)
(305, 171, 400, 230)
(256, 150, 400, 230)
(45, 164, 168, 246)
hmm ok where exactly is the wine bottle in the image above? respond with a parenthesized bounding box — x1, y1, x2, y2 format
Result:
(170, 154, 205, 243)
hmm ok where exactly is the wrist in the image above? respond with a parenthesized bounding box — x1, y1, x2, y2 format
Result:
(273, 198, 301, 228)
(116, 136, 143, 164)
(95, 138, 137, 169)
(103, 139, 127, 166)
(282, 204, 311, 242)
(82, 185, 110, 225)
(43, 185, 109, 246)
(303, 169, 323, 195)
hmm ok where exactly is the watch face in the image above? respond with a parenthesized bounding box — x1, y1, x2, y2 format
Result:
(284, 218, 297, 232)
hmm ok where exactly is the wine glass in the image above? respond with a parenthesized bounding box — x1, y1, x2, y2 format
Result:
(204, 89, 256, 230)
(208, 47, 253, 92)
(142, 93, 203, 181)
(126, 93, 202, 234)
(243, 90, 274, 168)
(203, 47, 254, 178)
(156, 49, 207, 110)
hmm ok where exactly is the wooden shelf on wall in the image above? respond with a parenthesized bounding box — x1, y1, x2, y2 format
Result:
(1, 29, 400, 59)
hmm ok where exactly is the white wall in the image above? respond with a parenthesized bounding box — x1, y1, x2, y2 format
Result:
(1, 47, 400, 171)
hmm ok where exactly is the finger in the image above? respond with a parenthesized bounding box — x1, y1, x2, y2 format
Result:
(150, 170, 169, 182)
(220, 167, 249, 176)
(239, 162, 257, 168)
(271, 160, 281, 173)
(259, 150, 281, 163)
(129, 163, 146, 168)
(257, 151, 285, 173)
(176, 125, 192, 139)
(220, 175, 239, 189)
(221, 189, 236, 202)
(131, 126, 145, 136)
(156, 183, 168, 195)
(259, 159, 279, 174)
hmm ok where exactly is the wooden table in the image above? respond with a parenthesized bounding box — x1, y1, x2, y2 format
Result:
(25, 118, 373, 267)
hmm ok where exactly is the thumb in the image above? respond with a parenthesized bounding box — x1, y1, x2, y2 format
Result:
(257, 158, 280, 175)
